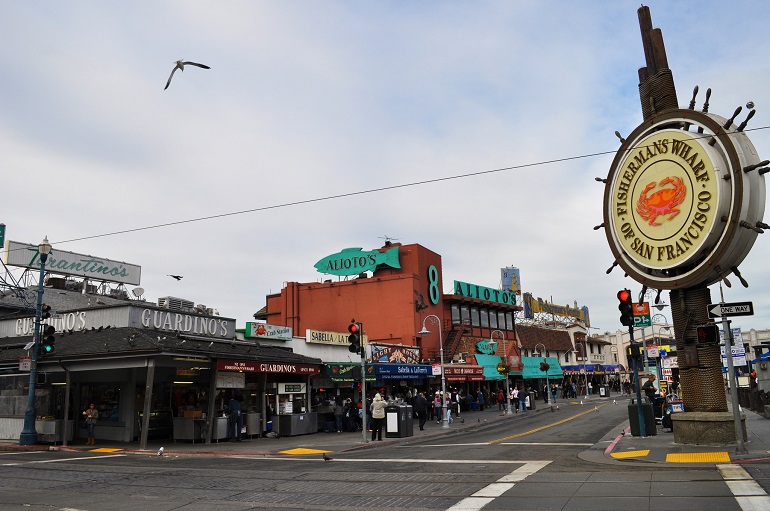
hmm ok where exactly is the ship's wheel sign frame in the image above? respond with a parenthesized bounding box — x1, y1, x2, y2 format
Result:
(603, 108, 765, 289)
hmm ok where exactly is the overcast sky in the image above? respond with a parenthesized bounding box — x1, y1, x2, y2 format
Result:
(2, 1, 769, 335)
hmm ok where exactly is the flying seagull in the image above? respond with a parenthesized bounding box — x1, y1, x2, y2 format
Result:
(168, 275, 183, 281)
(164, 60, 210, 90)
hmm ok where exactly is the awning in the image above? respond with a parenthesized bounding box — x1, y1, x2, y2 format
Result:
(474, 354, 505, 381)
(520, 357, 563, 380)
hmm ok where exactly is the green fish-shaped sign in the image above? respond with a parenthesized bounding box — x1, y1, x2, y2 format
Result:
(315, 246, 401, 276)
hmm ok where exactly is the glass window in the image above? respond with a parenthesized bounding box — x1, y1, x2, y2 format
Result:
(461, 307, 470, 326)
(489, 310, 498, 329)
(480, 309, 489, 328)
(451, 305, 460, 325)
(498, 312, 506, 329)
(505, 312, 514, 330)
(471, 308, 480, 327)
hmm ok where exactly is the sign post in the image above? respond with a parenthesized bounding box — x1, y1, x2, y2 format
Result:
(708, 302, 751, 453)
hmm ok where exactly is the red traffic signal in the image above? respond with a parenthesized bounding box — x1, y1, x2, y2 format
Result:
(697, 324, 720, 344)
(617, 289, 634, 327)
(348, 321, 362, 354)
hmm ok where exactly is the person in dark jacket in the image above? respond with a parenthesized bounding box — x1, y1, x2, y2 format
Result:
(228, 393, 242, 441)
(413, 392, 428, 430)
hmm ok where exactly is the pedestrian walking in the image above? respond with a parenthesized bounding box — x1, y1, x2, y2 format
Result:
(512, 387, 519, 412)
(82, 403, 99, 445)
(414, 392, 428, 430)
(370, 393, 387, 441)
(518, 386, 529, 412)
(476, 388, 485, 411)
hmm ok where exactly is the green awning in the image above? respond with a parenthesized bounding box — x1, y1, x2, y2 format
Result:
(475, 354, 505, 381)
(521, 357, 563, 380)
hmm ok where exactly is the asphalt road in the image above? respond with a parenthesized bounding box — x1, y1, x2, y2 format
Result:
(1, 402, 768, 511)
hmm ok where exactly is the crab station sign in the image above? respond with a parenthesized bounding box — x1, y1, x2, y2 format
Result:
(603, 110, 766, 289)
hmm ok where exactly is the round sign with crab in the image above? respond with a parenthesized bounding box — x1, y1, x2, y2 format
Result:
(604, 109, 765, 289)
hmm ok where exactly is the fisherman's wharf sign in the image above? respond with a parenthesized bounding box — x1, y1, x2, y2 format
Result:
(603, 110, 766, 289)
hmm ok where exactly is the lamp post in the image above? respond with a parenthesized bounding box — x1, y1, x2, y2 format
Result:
(419, 315, 449, 429)
(20, 236, 52, 446)
(534, 342, 550, 407)
(490, 329, 511, 415)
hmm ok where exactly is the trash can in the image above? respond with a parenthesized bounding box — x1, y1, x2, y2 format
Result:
(385, 404, 414, 438)
(628, 397, 656, 436)
(599, 385, 610, 397)
(652, 396, 666, 420)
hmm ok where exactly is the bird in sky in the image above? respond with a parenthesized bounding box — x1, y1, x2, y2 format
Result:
(164, 60, 210, 90)
(167, 275, 183, 281)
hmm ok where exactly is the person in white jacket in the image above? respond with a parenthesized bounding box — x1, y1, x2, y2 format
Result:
(370, 393, 387, 441)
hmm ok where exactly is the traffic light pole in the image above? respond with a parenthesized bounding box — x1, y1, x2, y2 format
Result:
(359, 323, 368, 444)
(19, 252, 48, 445)
(630, 327, 647, 438)
(721, 317, 747, 453)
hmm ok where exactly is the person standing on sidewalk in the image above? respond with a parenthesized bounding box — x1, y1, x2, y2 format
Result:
(334, 395, 344, 433)
(83, 403, 99, 445)
(370, 393, 387, 441)
(413, 392, 428, 431)
(642, 374, 658, 401)
(518, 386, 529, 412)
(433, 392, 443, 424)
(228, 393, 242, 441)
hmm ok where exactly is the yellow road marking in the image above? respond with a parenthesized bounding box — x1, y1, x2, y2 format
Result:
(666, 452, 731, 463)
(611, 450, 650, 459)
(489, 403, 609, 444)
(279, 448, 332, 455)
(89, 448, 123, 453)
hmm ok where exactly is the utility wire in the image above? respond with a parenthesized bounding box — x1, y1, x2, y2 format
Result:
(10, 123, 770, 249)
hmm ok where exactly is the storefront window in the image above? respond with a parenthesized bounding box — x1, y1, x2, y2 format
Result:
(81, 384, 121, 422)
(451, 305, 460, 325)
(480, 309, 489, 328)
(497, 312, 506, 330)
(470, 308, 480, 327)
(505, 312, 514, 330)
(489, 310, 498, 329)
(461, 307, 470, 326)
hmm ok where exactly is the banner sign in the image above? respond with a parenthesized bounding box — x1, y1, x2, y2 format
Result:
(217, 360, 320, 374)
(245, 322, 292, 340)
(4, 240, 141, 285)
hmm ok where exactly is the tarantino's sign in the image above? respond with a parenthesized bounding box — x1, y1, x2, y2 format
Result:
(217, 360, 320, 374)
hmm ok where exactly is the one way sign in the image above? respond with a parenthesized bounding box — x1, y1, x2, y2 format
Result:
(707, 301, 754, 319)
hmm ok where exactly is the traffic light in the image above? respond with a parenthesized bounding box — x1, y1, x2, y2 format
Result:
(348, 321, 361, 354)
(40, 325, 56, 355)
(41, 304, 51, 320)
(617, 289, 634, 327)
(697, 324, 720, 344)
(627, 342, 642, 360)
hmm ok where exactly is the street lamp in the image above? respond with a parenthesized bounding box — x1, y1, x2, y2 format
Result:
(419, 315, 449, 429)
(490, 329, 511, 415)
(534, 342, 550, 407)
(20, 236, 52, 446)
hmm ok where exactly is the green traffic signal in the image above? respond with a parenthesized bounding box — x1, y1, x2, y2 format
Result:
(40, 325, 56, 355)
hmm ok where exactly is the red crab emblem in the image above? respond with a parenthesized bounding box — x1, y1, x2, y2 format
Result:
(636, 176, 686, 226)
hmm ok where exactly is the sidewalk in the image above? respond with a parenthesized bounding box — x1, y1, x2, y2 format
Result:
(595, 402, 770, 467)
(4, 397, 770, 466)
